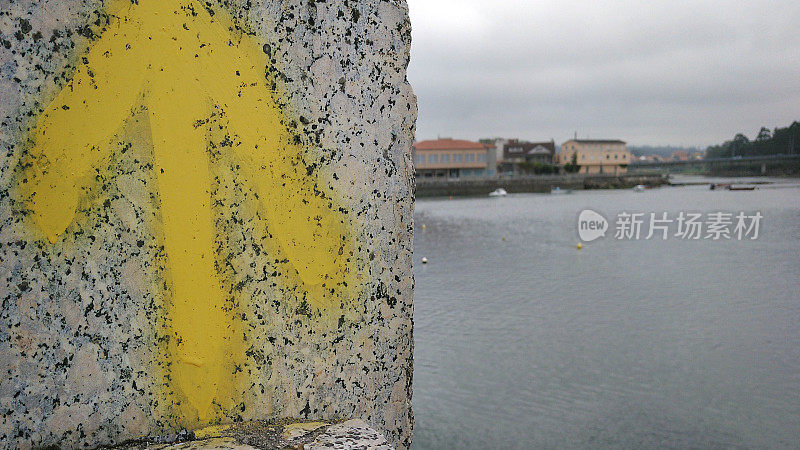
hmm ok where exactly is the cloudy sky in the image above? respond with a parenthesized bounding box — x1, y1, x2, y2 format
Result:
(406, 0, 800, 147)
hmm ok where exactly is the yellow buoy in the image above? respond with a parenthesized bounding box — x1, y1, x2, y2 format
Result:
(421, 224, 426, 230)
(577, 243, 583, 250)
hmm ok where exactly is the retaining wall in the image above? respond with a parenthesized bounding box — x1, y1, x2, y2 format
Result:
(415, 174, 669, 197)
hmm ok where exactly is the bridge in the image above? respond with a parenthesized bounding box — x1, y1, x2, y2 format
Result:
(629, 154, 800, 176)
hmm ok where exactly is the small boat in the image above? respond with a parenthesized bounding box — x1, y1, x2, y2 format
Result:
(710, 183, 730, 190)
(551, 187, 572, 194)
(489, 188, 508, 197)
(727, 185, 756, 191)
(633, 184, 646, 192)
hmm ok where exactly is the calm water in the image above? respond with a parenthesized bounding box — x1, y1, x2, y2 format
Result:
(412, 177, 800, 449)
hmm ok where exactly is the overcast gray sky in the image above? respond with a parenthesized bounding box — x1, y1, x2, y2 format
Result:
(406, 0, 800, 147)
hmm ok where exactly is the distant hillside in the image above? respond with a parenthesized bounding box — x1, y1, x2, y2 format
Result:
(628, 145, 701, 158)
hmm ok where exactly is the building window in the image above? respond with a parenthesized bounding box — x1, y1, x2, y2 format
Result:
(466, 154, 475, 162)
(581, 155, 585, 160)
(441, 154, 451, 163)
(477, 153, 486, 162)
(614, 154, 618, 159)
(428, 154, 438, 163)
(606, 154, 610, 159)
(454, 154, 463, 163)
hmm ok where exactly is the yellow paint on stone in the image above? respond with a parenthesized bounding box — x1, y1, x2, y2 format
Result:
(192, 424, 232, 440)
(20, 0, 356, 429)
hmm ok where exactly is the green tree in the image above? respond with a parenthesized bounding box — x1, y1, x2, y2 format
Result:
(705, 121, 800, 158)
(756, 127, 771, 142)
(519, 162, 557, 175)
(563, 153, 581, 173)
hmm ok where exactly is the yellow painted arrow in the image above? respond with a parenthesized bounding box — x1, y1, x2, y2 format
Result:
(21, 0, 355, 426)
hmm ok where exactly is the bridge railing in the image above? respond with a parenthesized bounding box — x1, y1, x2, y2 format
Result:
(631, 154, 800, 166)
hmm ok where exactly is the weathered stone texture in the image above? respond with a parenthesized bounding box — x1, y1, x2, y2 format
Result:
(0, 0, 416, 448)
(109, 419, 394, 449)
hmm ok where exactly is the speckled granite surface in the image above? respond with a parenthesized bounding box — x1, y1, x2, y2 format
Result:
(0, 0, 416, 448)
(307, 419, 393, 449)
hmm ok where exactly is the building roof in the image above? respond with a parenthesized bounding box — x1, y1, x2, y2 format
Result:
(503, 140, 555, 156)
(564, 139, 626, 144)
(528, 145, 552, 154)
(413, 138, 492, 151)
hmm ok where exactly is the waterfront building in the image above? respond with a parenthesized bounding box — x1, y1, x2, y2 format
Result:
(480, 137, 508, 168)
(672, 150, 690, 161)
(499, 139, 556, 174)
(557, 139, 630, 174)
(412, 138, 497, 178)
(503, 139, 556, 164)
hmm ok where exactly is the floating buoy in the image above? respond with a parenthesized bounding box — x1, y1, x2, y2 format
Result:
(577, 243, 583, 250)
(421, 224, 426, 230)
(421, 257, 428, 264)
(502, 237, 506, 241)
(449, 196, 453, 200)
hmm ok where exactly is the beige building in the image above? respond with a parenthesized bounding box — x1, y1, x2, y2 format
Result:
(556, 139, 630, 174)
(413, 138, 497, 178)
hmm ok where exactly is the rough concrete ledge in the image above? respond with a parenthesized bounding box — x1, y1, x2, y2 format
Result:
(108, 419, 393, 450)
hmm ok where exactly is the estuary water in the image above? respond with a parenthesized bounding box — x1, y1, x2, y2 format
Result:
(412, 177, 800, 449)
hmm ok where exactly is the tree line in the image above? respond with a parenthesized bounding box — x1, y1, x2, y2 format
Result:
(705, 121, 800, 159)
